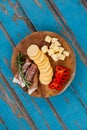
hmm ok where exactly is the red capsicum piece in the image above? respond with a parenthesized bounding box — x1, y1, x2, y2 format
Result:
(55, 66, 70, 83)
(49, 66, 70, 91)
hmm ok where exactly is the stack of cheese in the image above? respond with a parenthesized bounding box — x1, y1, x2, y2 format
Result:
(41, 35, 70, 62)
(27, 44, 53, 85)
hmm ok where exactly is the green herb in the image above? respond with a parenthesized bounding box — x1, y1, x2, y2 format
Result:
(16, 53, 32, 88)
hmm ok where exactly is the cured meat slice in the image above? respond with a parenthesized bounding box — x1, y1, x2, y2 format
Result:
(22, 58, 32, 73)
(26, 63, 37, 82)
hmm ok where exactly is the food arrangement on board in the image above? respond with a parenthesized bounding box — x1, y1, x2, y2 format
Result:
(11, 32, 76, 97)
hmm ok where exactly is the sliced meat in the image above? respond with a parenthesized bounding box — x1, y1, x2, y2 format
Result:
(26, 63, 37, 82)
(13, 72, 25, 88)
(13, 57, 38, 94)
(28, 71, 38, 95)
(22, 58, 32, 73)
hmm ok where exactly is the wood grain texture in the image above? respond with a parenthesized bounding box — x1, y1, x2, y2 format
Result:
(81, 0, 87, 9)
(0, 0, 30, 44)
(52, 0, 87, 60)
(0, 72, 36, 130)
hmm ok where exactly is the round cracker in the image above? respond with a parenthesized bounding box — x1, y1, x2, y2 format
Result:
(39, 63, 51, 73)
(27, 44, 39, 57)
(34, 53, 45, 64)
(38, 59, 50, 70)
(37, 56, 48, 67)
(30, 50, 42, 60)
(39, 75, 52, 85)
(40, 68, 53, 77)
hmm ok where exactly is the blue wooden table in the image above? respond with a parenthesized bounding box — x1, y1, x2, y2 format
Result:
(0, 0, 87, 130)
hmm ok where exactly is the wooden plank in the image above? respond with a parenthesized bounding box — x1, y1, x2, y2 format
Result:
(81, 0, 87, 9)
(0, 0, 30, 44)
(0, 27, 64, 130)
(31, 97, 67, 130)
(0, 98, 30, 130)
(49, 88, 87, 129)
(52, 0, 87, 55)
(0, 117, 8, 130)
(0, 78, 31, 130)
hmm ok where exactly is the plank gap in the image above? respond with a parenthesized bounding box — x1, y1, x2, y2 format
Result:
(46, 98, 68, 130)
(0, 21, 15, 49)
(0, 116, 8, 130)
(8, 0, 36, 32)
(30, 97, 51, 130)
(0, 71, 37, 130)
(81, 0, 87, 9)
(70, 85, 87, 113)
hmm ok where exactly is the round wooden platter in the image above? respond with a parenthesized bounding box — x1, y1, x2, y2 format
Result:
(11, 31, 76, 98)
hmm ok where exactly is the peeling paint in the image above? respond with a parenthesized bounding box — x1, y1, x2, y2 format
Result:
(3, 58, 11, 70)
(8, 0, 18, 8)
(64, 96, 70, 104)
(74, 120, 82, 130)
(0, 4, 9, 15)
(81, 0, 87, 9)
(34, 0, 43, 9)
(17, 33, 21, 38)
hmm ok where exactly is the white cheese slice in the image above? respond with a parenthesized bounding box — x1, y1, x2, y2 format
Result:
(41, 45, 48, 53)
(45, 35, 52, 43)
(51, 38, 58, 43)
(53, 46, 60, 53)
(50, 43, 55, 49)
(48, 49, 54, 56)
(54, 41, 61, 47)
(63, 51, 70, 57)
(51, 54, 59, 62)
(59, 54, 65, 61)
(59, 47, 64, 53)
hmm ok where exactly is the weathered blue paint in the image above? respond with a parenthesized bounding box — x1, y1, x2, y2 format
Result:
(0, 0, 87, 130)
(53, 0, 87, 54)
(0, 0, 30, 44)
(0, 99, 31, 130)
(0, 124, 7, 130)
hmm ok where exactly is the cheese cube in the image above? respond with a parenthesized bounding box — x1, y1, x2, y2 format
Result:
(54, 41, 61, 47)
(50, 43, 55, 49)
(51, 54, 59, 62)
(56, 53, 62, 58)
(59, 47, 64, 53)
(41, 45, 48, 53)
(48, 49, 54, 56)
(51, 37, 58, 43)
(53, 46, 60, 53)
(63, 51, 70, 57)
(59, 54, 65, 61)
(45, 35, 52, 43)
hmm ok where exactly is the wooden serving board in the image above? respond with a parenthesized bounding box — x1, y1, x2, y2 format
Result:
(11, 31, 76, 97)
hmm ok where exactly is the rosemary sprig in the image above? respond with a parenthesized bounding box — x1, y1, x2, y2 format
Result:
(16, 53, 32, 88)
